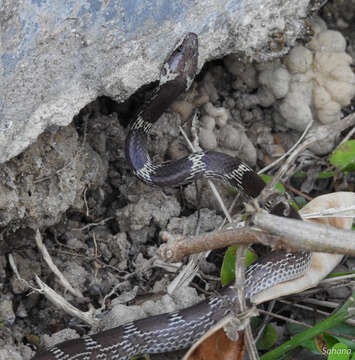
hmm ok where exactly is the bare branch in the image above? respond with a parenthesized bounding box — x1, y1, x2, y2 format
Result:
(252, 211, 355, 255)
(34, 276, 98, 327)
(9, 253, 98, 327)
(159, 204, 355, 262)
(258, 119, 313, 175)
(35, 229, 84, 298)
(234, 243, 260, 360)
(260, 112, 355, 202)
(8, 254, 36, 292)
(159, 227, 287, 262)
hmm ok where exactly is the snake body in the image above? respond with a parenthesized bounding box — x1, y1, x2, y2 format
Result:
(32, 33, 311, 360)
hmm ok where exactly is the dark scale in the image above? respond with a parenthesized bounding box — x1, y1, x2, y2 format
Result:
(32, 33, 311, 360)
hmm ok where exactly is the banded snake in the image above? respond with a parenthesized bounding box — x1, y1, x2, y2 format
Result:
(32, 33, 312, 360)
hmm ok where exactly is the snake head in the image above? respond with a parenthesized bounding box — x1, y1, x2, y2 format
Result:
(160, 32, 198, 90)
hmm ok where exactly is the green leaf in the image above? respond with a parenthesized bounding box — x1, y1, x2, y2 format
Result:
(260, 174, 304, 211)
(287, 321, 355, 355)
(318, 171, 336, 179)
(290, 199, 300, 211)
(287, 323, 320, 353)
(293, 171, 335, 179)
(327, 343, 351, 360)
(260, 174, 285, 193)
(256, 324, 278, 350)
(294, 196, 307, 208)
(250, 318, 278, 351)
(220, 245, 257, 286)
(326, 270, 355, 279)
(293, 171, 306, 178)
(324, 322, 355, 351)
(330, 140, 355, 172)
(323, 332, 340, 349)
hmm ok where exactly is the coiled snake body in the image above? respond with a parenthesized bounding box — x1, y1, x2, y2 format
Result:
(32, 33, 311, 360)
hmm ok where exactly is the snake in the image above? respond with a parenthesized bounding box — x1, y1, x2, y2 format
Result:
(32, 33, 312, 360)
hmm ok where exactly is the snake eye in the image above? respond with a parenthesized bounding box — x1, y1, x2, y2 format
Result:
(176, 44, 184, 53)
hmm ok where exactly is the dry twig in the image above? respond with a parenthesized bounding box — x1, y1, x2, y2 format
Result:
(234, 244, 260, 360)
(160, 227, 285, 262)
(159, 206, 355, 261)
(34, 276, 98, 327)
(260, 112, 355, 202)
(252, 211, 355, 255)
(8, 253, 98, 327)
(35, 229, 84, 298)
(278, 299, 355, 327)
(258, 119, 313, 175)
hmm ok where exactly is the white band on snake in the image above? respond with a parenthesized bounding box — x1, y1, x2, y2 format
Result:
(32, 32, 317, 360)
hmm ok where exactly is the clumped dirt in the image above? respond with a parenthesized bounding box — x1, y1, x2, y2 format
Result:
(0, 4, 354, 359)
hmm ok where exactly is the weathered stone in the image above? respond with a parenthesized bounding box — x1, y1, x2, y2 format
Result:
(0, 0, 311, 163)
(0, 125, 106, 227)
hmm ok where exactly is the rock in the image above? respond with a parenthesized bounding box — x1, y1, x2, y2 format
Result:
(107, 232, 131, 264)
(1, 0, 312, 164)
(247, 17, 355, 154)
(0, 326, 34, 360)
(230, 15, 355, 155)
(10, 251, 41, 294)
(259, 67, 290, 99)
(0, 125, 106, 227)
(0, 295, 15, 326)
(142, 286, 203, 316)
(167, 208, 223, 235)
(101, 304, 146, 330)
(0, 256, 6, 292)
(116, 192, 181, 231)
(102, 286, 202, 331)
(40, 329, 80, 349)
(62, 262, 89, 294)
